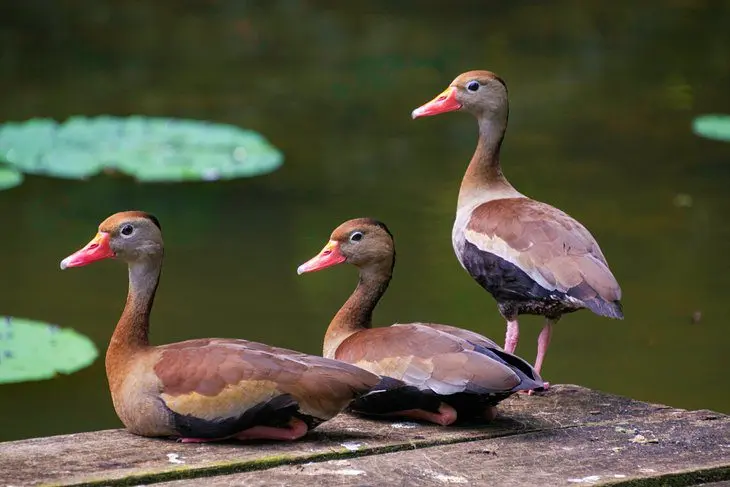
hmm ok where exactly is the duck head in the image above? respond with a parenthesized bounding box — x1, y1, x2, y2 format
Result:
(60, 211, 163, 269)
(411, 70, 509, 121)
(297, 218, 394, 275)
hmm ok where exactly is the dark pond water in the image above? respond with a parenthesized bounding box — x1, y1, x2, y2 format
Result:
(1, 1, 729, 441)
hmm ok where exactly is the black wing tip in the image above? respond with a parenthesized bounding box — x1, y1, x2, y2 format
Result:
(584, 298, 624, 319)
(473, 345, 546, 392)
(351, 376, 442, 415)
(514, 377, 547, 393)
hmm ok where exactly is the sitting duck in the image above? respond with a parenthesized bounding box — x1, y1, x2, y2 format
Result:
(60, 211, 379, 442)
(298, 218, 543, 425)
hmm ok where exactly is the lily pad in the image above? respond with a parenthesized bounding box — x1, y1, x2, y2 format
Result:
(692, 114, 730, 142)
(0, 164, 23, 191)
(0, 316, 98, 384)
(0, 116, 283, 182)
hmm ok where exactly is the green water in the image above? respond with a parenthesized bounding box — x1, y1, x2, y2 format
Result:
(1, 1, 728, 441)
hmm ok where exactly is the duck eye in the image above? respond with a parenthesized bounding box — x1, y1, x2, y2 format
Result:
(121, 224, 134, 236)
(466, 81, 480, 92)
(350, 231, 363, 242)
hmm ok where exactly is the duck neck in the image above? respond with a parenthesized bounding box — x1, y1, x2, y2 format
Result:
(323, 260, 393, 359)
(458, 114, 516, 209)
(106, 255, 162, 375)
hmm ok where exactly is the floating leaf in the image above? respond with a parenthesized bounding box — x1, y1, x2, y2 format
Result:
(0, 316, 98, 384)
(0, 164, 23, 191)
(0, 116, 284, 182)
(692, 114, 730, 142)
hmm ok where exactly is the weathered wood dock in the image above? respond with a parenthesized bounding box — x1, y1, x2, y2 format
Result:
(1, 385, 728, 486)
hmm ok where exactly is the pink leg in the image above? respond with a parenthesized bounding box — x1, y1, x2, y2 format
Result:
(504, 319, 520, 354)
(522, 319, 555, 395)
(385, 403, 458, 426)
(534, 320, 554, 375)
(483, 406, 497, 422)
(234, 417, 308, 441)
(177, 417, 308, 443)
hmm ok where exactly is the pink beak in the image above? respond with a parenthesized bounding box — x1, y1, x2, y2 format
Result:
(411, 86, 462, 119)
(60, 232, 115, 269)
(297, 240, 346, 274)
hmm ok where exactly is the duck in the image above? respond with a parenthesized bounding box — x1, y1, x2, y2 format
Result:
(297, 218, 543, 425)
(60, 211, 379, 442)
(411, 70, 623, 384)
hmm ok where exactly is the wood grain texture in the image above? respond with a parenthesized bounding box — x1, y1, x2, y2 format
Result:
(2, 386, 726, 487)
(181, 406, 730, 487)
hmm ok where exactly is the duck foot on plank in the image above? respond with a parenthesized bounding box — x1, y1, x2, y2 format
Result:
(176, 417, 309, 443)
(519, 381, 551, 395)
(385, 403, 458, 426)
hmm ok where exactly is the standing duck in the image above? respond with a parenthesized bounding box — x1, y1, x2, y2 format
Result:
(60, 211, 379, 442)
(297, 218, 543, 425)
(411, 71, 623, 383)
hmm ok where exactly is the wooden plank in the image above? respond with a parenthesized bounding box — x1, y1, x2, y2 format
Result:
(163, 407, 729, 486)
(0, 385, 726, 487)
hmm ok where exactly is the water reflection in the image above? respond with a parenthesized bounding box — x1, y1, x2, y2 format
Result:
(0, 0, 729, 441)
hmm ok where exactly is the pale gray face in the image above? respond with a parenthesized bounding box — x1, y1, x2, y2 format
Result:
(102, 217, 163, 262)
(297, 218, 395, 276)
(60, 211, 164, 270)
(452, 75, 509, 120)
(411, 70, 509, 122)
(334, 224, 394, 268)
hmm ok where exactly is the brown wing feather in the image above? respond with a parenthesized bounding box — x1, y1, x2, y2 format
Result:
(154, 338, 377, 422)
(408, 323, 501, 349)
(336, 325, 520, 395)
(466, 198, 621, 303)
